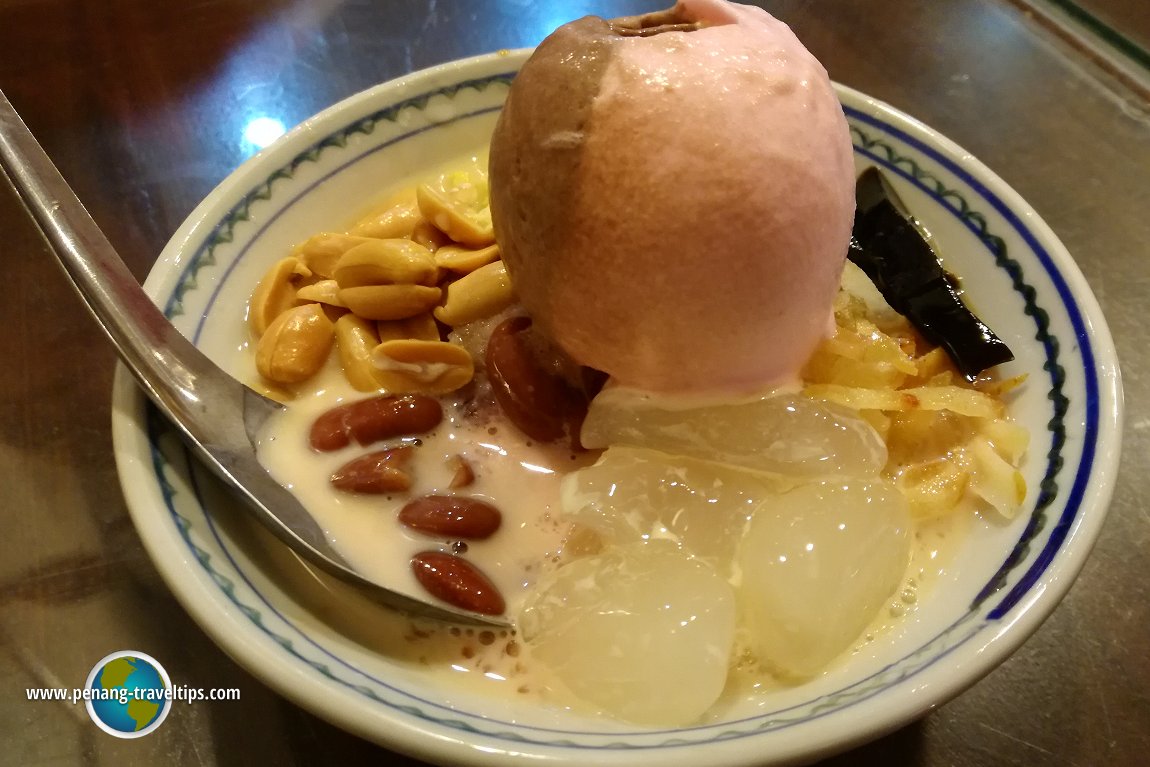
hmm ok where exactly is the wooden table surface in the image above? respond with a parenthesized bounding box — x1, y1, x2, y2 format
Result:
(1, 1, 1147, 764)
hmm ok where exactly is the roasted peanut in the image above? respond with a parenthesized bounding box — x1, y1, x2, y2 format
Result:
(291, 233, 378, 278)
(447, 454, 475, 488)
(416, 182, 495, 248)
(248, 377, 296, 404)
(338, 284, 442, 321)
(433, 261, 515, 327)
(410, 551, 505, 615)
(376, 313, 440, 344)
(371, 339, 474, 394)
(295, 279, 347, 308)
(333, 239, 438, 288)
(249, 257, 311, 336)
(410, 218, 451, 252)
(334, 314, 383, 392)
(349, 192, 421, 239)
(485, 316, 587, 443)
(434, 243, 500, 274)
(330, 447, 414, 494)
(309, 394, 442, 452)
(255, 303, 335, 384)
(399, 495, 501, 539)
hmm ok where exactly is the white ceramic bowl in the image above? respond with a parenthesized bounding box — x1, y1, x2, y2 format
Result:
(110, 49, 1122, 766)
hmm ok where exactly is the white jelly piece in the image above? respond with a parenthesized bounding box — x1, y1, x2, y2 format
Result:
(519, 541, 736, 725)
(580, 387, 887, 479)
(738, 479, 911, 678)
(560, 446, 780, 570)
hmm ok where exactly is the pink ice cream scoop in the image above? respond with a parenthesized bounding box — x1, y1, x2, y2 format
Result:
(489, 0, 855, 393)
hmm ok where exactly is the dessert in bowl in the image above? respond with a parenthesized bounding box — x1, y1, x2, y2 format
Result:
(110, 5, 1121, 765)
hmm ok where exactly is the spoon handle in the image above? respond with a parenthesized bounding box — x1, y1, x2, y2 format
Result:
(0, 87, 351, 564)
(0, 89, 506, 626)
(0, 88, 252, 449)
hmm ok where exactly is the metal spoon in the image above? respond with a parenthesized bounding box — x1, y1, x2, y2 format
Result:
(0, 88, 506, 628)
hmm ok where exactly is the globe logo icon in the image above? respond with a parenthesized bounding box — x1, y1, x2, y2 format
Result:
(84, 651, 172, 738)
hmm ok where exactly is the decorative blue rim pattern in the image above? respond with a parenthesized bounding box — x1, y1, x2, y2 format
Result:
(138, 73, 1099, 748)
(846, 108, 1091, 621)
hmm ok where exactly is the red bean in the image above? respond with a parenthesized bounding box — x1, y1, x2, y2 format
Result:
(399, 495, 502, 539)
(485, 317, 587, 444)
(330, 447, 413, 493)
(309, 394, 442, 452)
(411, 551, 505, 615)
